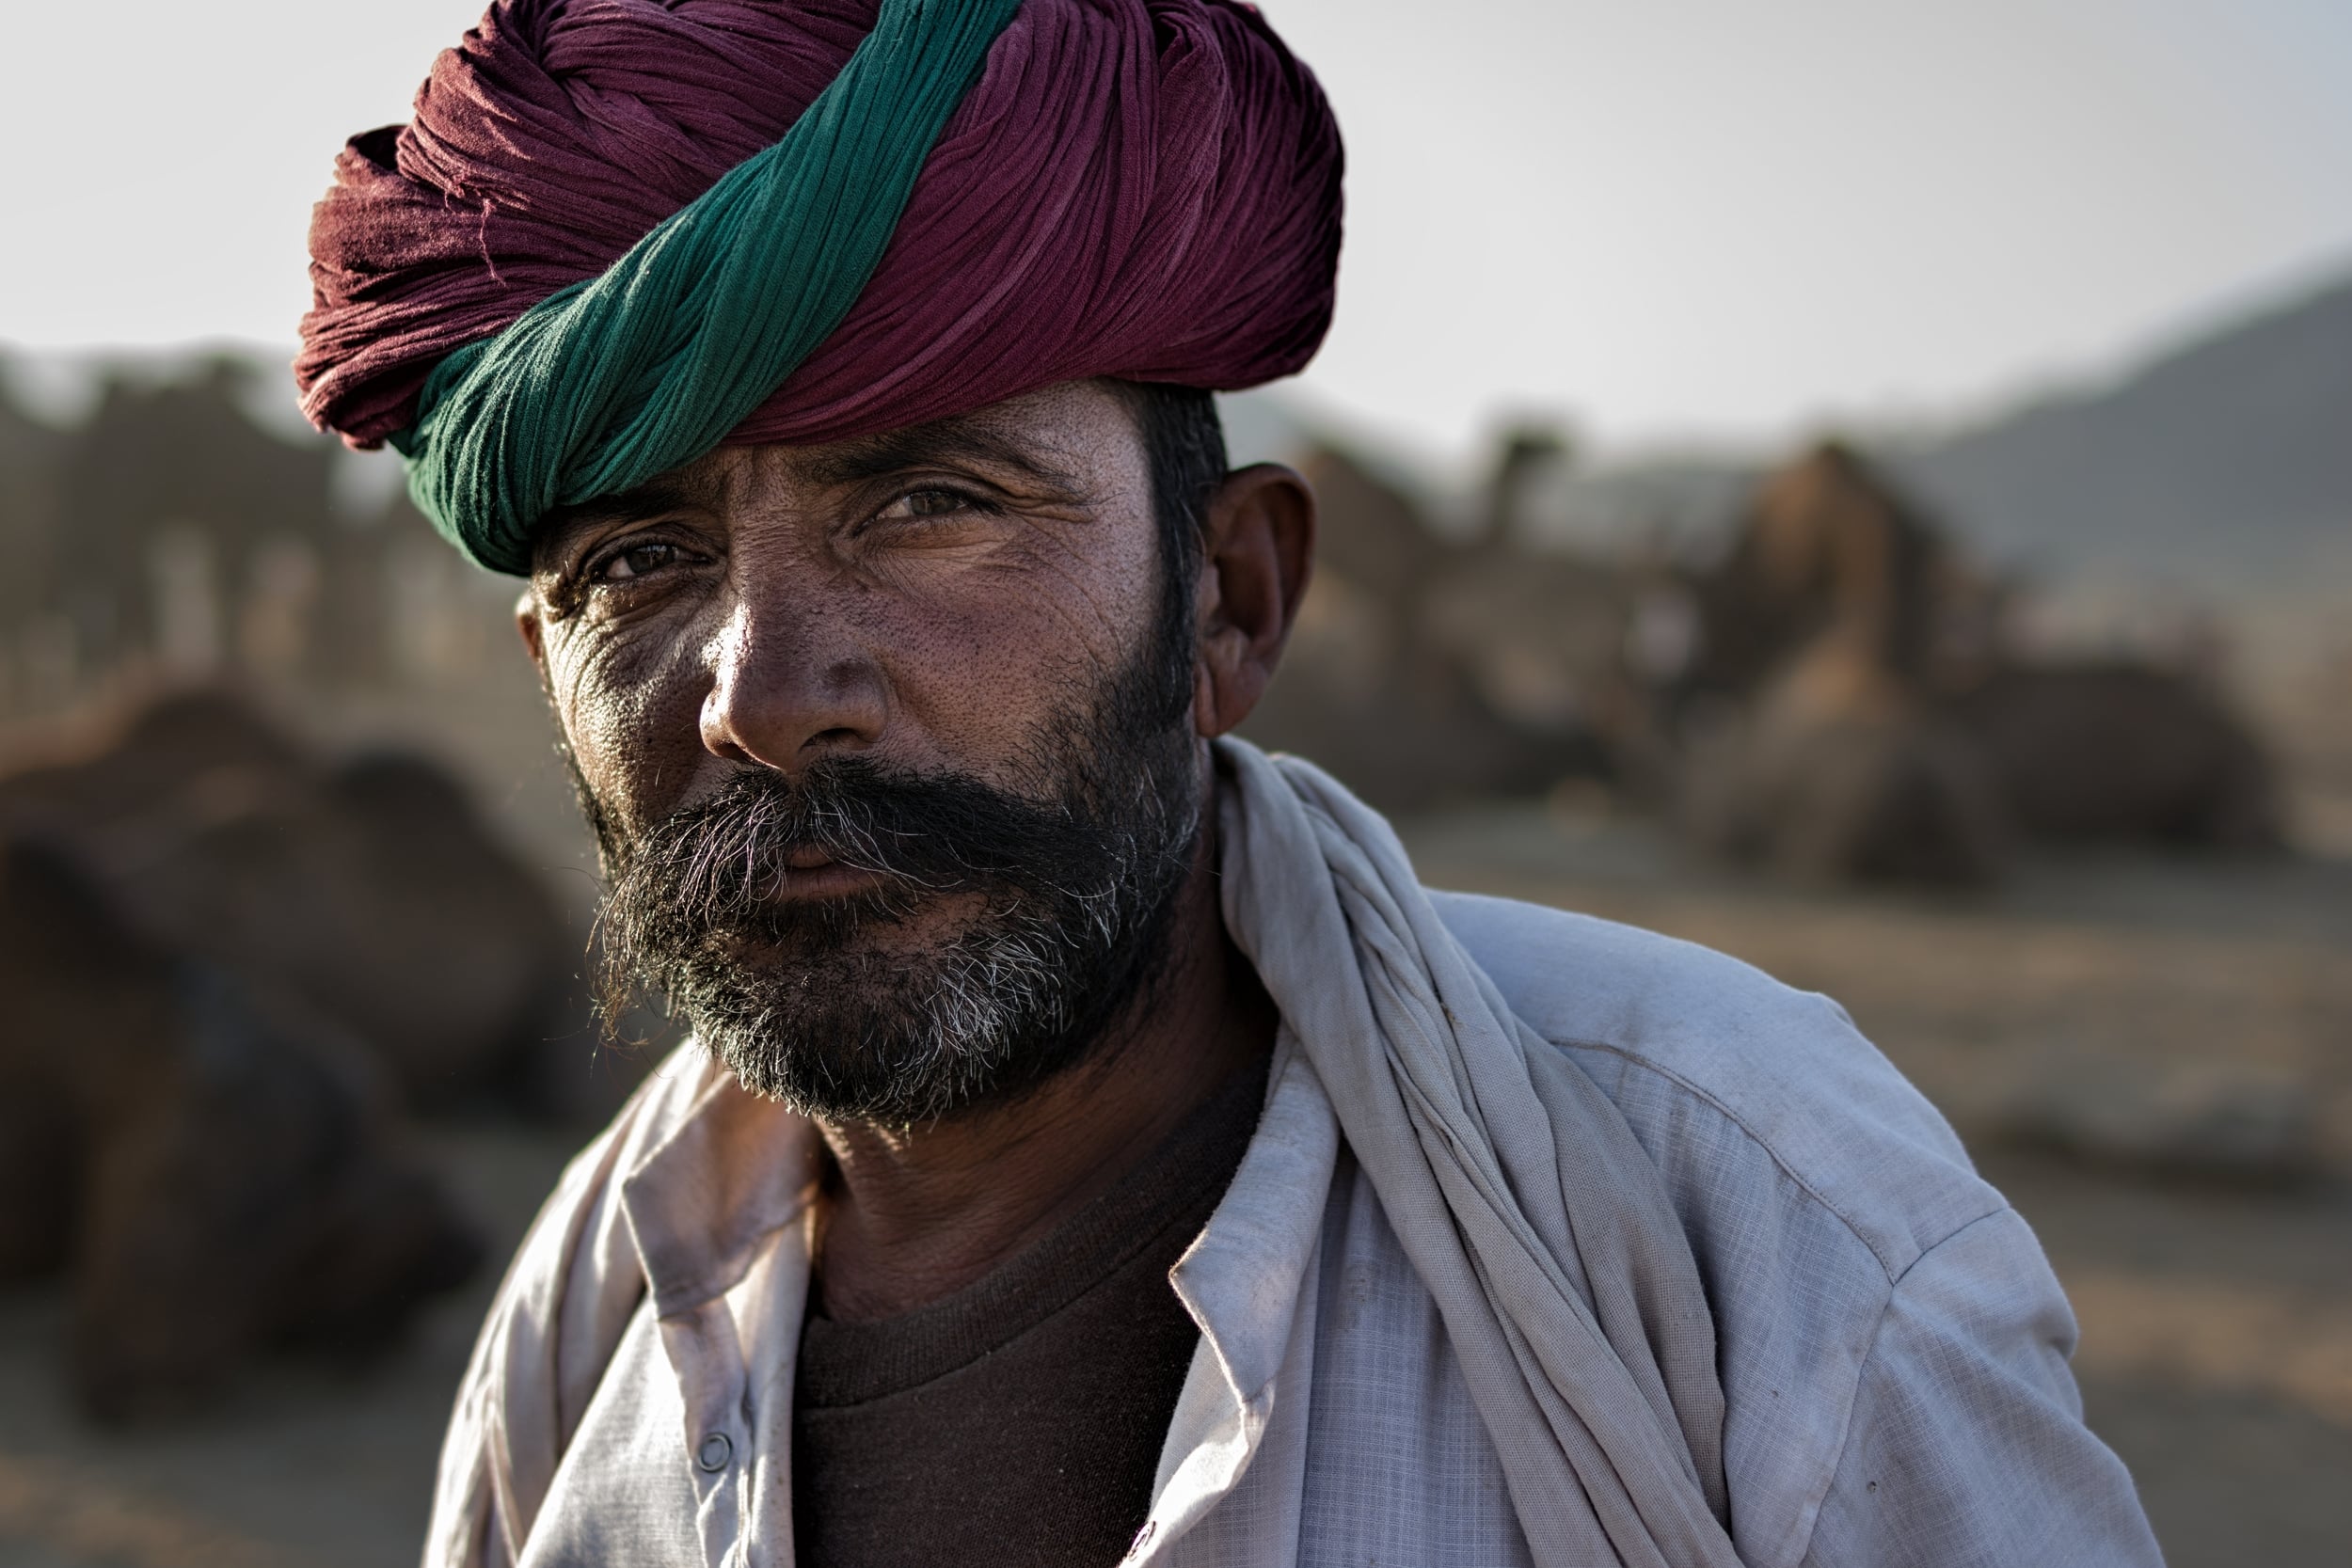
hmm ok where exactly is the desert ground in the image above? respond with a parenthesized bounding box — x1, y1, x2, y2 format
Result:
(1, 792, 2345, 1567)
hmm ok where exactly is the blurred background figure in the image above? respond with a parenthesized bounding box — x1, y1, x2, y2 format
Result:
(1, 1, 2346, 1564)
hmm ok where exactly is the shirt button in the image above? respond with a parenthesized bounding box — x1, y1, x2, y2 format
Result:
(696, 1432, 735, 1473)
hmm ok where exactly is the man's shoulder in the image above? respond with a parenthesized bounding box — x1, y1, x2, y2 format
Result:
(1429, 888, 2002, 1281)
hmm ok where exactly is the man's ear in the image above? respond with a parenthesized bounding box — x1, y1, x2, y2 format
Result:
(1194, 463, 1314, 738)
(516, 589, 548, 673)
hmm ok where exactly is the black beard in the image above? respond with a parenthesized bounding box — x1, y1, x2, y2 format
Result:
(583, 626, 1201, 1125)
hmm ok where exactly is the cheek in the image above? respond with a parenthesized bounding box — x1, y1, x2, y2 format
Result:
(543, 609, 716, 825)
(880, 529, 1161, 764)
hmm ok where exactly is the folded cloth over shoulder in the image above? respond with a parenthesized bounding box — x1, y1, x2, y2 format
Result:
(1216, 739, 1740, 1566)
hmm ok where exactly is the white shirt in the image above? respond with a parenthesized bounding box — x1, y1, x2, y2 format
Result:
(438, 891, 2162, 1568)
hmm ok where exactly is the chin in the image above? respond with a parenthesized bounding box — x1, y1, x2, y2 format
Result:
(675, 927, 1078, 1123)
(685, 890, 1170, 1125)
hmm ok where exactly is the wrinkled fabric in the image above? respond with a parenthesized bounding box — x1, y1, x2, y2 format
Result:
(296, 0, 1343, 468)
(387, 0, 1030, 571)
(1214, 742, 1740, 1567)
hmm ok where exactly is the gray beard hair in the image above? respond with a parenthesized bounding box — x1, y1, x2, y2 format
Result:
(583, 621, 1202, 1126)
(661, 758, 1195, 1125)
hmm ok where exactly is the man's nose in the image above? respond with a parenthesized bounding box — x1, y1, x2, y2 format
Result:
(698, 596, 889, 773)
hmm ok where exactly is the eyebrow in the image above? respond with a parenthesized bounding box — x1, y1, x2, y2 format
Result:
(793, 418, 1086, 498)
(537, 473, 722, 544)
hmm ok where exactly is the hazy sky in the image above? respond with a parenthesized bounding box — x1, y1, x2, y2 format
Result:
(6, 0, 2346, 458)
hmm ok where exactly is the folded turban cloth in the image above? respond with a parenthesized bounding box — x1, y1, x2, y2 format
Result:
(295, 0, 1343, 572)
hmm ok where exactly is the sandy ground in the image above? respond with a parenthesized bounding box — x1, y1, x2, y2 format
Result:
(2, 802, 2346, 1566)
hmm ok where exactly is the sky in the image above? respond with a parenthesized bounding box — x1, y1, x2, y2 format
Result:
(5, 0, 2347, 462)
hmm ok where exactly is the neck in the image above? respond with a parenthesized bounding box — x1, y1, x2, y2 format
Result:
(807, 790, 1274, 1322)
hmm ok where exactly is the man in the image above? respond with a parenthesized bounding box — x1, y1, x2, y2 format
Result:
(298, 3, 2164, 1564)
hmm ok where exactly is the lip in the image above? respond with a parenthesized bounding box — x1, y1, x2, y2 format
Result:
(764, 857, 886, 902)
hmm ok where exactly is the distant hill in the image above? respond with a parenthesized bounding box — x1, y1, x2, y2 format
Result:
(1886, 269, 2352, 594)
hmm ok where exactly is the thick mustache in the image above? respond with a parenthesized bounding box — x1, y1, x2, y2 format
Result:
(621, 759, 1093, 907)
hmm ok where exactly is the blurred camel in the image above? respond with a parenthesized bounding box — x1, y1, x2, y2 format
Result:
(0, 837, 480, 1420)
(0, 689, 578, 1111)
(1680, 441, 2279, 879)
(1688, 439, 1976, 698)
(1948, 662, 2279, 847)
(1680, 631, 2007, 885)
(1244, 447, 1608, 808)
(1680, 442, 2000, 880)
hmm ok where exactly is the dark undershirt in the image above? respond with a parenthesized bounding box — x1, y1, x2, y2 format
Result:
(792, 1056, 1269, 1568)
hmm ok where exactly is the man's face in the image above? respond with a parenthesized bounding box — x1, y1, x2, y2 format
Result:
(523, 381, 1204, 1124)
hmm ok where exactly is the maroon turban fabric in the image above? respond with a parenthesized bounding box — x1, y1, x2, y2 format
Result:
(296, 0, 1343, 450)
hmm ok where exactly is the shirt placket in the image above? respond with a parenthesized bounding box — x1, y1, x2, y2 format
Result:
(659, 1300, 755, 1568)
(1131, 1039, 1340, 1566)
(619, 1077, 821, 1568)
(643, 1215, 815, 1568)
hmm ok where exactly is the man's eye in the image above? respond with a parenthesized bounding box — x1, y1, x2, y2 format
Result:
(881, 488, 976, 520)
(595, 541, 683, 582)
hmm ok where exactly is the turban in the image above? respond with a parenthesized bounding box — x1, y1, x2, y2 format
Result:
(295, 0, 1344, 573)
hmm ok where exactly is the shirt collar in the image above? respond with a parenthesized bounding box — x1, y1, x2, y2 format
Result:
(618, 1059, 827, 1321)
(606, 1028, 1343, 1550)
